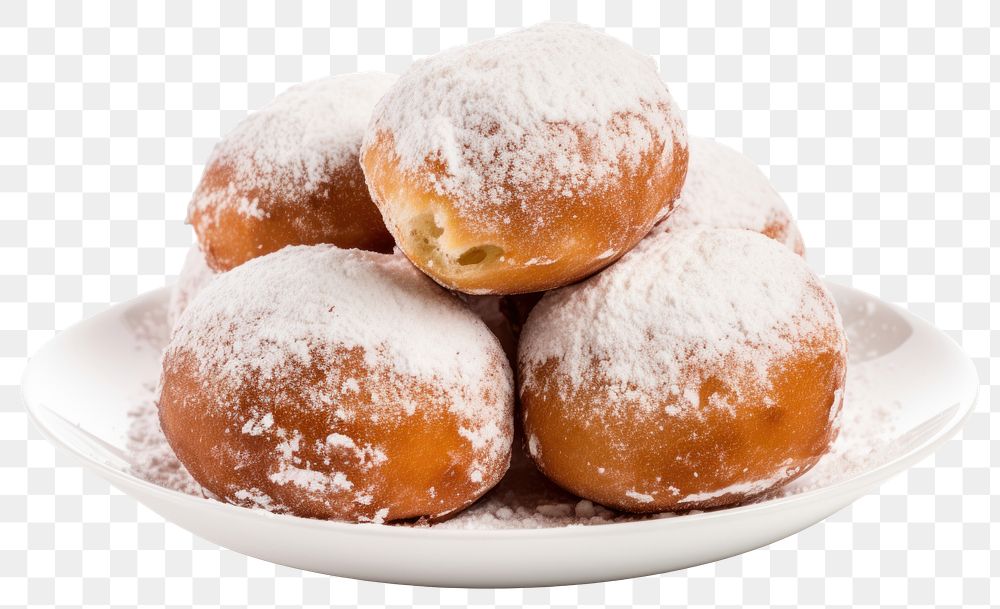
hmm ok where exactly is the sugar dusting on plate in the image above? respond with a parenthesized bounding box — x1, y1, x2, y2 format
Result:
(126, 386, 207, 499)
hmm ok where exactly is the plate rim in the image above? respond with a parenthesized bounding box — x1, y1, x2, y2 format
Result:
(21, 282, 980, 540)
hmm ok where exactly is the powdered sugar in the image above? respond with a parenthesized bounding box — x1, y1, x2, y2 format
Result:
(270, 466, 352, 493)
(241, 412, 273, 436)
(126, 391, 206, 498)
(326, 433, 355, 449)
(651, 137, 803, 253)
(431, 442, 675, 529)
(364, 22, 686, 227)
(232, 488, 274, 509)
(169, 245, 508, 423)
(189, 72, 397, 226)
(678, 463, 801, 505)
(783, 364, 901, 494)
(322, 432, 388, 467)
(519, 228, 845, 415)
(625, 490, 655, 503)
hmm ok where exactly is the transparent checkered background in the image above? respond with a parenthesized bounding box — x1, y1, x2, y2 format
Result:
(1, 0, 996, 606)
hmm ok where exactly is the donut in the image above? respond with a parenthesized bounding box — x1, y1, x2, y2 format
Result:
(652, 137, 805, 255)
(518, 228, 846, 513)
(189, 73, 397, 272)
(361, 22, 688, 294)
(158, 245, 514, 523)
(166, 245, 217, 327)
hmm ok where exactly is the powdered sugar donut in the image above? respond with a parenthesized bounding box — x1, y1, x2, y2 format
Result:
(190, 73, 397, 271)
(159, 245, 514, 523)
(518, 228, 846, 513)
(167, 245, 217, 327)
(361, 22, 688, 294)
(653, 137, 804, 254)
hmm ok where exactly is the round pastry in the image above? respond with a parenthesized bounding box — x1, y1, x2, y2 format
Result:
(159, 245, 514, 523)
(652, 137, 804, 254)
(518, 228, 846, 513)
(189, 73, 397, 271)
(167, 245, 217, 327)
(361, 22, 688, 294)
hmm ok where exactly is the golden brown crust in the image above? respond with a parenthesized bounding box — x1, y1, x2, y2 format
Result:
(361, 119, 688, 295)
(190, 158, 394, 272)
(521, 331, 846, 513)
(159, 346, 511, 523)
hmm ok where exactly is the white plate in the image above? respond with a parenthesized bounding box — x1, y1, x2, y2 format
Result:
(21, 283, 977, 588)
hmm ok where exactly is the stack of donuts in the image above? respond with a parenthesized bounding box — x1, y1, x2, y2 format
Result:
(159, 22, 847, 524)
